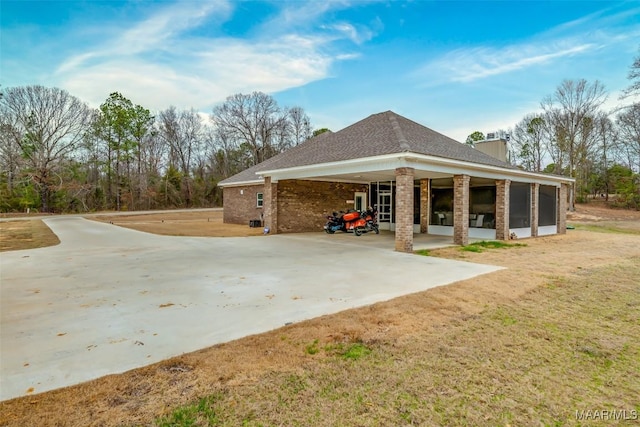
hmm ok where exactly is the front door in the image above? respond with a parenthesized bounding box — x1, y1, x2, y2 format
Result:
(377, 191, 392, 230)
(354, 192, 367, 212)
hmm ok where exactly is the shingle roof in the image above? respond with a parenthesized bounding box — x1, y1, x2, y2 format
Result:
(219, 111, 514, 185)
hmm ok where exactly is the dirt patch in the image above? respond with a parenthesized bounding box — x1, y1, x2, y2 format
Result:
(90, 210, 264, 237)
(567, 200, 640, 224)
(1, 203, 638, 426)
(0, 220, 60, 252)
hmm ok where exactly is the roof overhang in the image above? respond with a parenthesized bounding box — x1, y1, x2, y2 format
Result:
(255, 153, 574, 187)
(218, 179, 263, 188)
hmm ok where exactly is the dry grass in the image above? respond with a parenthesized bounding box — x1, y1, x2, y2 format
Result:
(0, 220, 60, 252)
(0, 203, 639, 426)
(90, 210, 264, 237)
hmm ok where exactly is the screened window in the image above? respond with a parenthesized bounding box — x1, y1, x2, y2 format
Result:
(256, 193, 263, 208)
(509, 183, 530, 228)
(539, 185, 557, 226)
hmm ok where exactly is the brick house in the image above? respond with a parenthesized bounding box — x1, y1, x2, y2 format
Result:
(219, 111, 574, 252)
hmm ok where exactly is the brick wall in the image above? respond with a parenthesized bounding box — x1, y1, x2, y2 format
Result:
(558, 183, 568, 234)
(420, 179, 429, 234)
(453, 174, 470, 246)
(531, 183, 540, 237)
(222, 184, 264, 225)
(495, 179, 510, 240)
(395, 168, 415, 252)
(263, 177, 278, 233)
(276, 180, 368, 233)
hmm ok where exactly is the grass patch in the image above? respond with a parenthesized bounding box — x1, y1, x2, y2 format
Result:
(155, 394, 222, 426)
(0, 220, 60, 251)
(414, 249, 431, 256)
(340, 343, 371, 361)
(491, 307, 518, 326)
(305, 339, 320, 355)
(461, 240, 526, 252)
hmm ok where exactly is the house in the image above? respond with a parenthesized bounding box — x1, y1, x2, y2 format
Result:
(218, 111, 573, 252)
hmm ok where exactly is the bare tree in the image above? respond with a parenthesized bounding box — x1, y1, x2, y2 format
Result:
(158, 107, 204, 206)
(288, 106, 313, 146)
(542, 79, 608, 206)
(616, 103, 640, 172)
(621, 47, 640, 99)
(0, 121, 24, 196)
(0, 85, 91, 211)
(510, 114, 548, 172)
(590, 112, 617, 199)
(211, 92, 288, 166)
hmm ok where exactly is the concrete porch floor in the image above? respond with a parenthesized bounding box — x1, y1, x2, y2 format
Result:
(285, 230, 463, 251)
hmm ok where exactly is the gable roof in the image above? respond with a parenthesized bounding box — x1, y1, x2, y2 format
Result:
(220, 110, 515, 186)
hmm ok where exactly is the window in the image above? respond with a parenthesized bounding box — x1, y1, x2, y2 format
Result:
(256, 192, 263, 208)
(538, 185, 557, 226)
(509, 183, 531, 228)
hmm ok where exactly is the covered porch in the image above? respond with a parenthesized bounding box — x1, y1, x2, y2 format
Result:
(260, 153, 571, 252)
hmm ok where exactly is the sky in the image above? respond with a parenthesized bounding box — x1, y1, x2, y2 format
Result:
(1, 0, 639, 142)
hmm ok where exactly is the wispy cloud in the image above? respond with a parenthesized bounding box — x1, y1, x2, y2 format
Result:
(412, 6, 640, 85)
(53, 0, 369, 110)
(422, 42, 597, 84)
(58, 1, 228, 73)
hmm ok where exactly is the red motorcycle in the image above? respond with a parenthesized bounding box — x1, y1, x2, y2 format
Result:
(324, 207, 379, 236)
(353, 207, 379, 236)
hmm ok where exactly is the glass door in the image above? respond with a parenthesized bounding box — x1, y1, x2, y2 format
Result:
(378, 191, 392, 228)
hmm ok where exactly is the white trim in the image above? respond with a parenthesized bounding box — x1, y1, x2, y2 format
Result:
(354, 192, 367, 211)
(469, 228, 496, 240)
(428, 225, 454, 236)
(539, 225, 558, 236)
(219, 179, 262, 188)
(256, 153, 573, 186)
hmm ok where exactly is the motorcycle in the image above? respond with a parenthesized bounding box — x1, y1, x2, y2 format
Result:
(324, 210, 349, 234)
(324, 207, 379, 236)
(353, 207, 379, 236)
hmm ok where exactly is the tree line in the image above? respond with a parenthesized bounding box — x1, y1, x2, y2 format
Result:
(508, 79, 639, 208)
(2, 49, 638, 213)
(470, 50, 640, 209)
(0, 89, 313, 213)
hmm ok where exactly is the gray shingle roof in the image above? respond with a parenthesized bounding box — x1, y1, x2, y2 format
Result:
(219, 111, 514, 185)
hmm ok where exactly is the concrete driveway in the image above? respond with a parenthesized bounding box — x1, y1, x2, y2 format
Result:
(0, 217, 502, 401)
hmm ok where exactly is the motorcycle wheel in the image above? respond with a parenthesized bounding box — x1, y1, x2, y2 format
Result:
(374, 225, 379, 234)
(354, 227, 362, 236)
(325, 228, 335, 234)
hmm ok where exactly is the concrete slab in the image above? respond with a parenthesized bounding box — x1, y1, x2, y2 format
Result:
(0, 217, 502, 401)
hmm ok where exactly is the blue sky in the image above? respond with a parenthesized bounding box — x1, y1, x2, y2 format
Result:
(2, 0, 639, 141)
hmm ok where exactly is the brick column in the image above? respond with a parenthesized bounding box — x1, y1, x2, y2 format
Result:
(531, 183, 540, 237)
(557, 183, 568, 234)
(453, 175, 470, 246)
(420, 179, 429, 234)
(263, 177, 278, 234)
(395, 167, 414, 252)
(495, 179, 510, 240)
